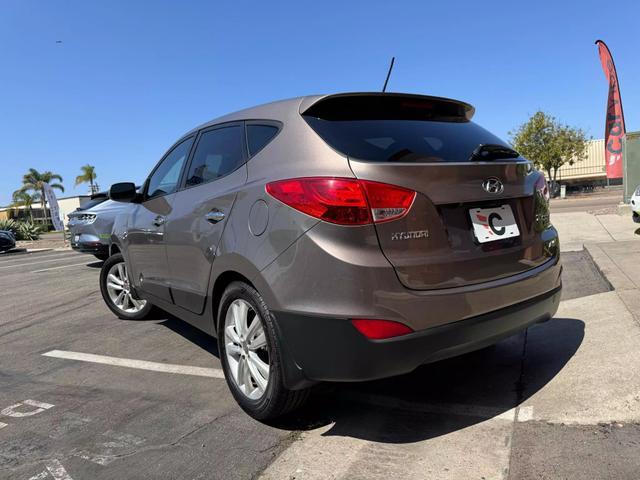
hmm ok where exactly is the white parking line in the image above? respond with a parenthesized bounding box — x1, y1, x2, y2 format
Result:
(32, 261, 96, 273)
(0, 253, 81, 269)
(42, 350, 225, 378)
(28, 459, 73, 480)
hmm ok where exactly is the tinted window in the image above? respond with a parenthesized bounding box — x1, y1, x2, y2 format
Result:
(304, 117, 517, 163)
(78, 197, 108, 210)
(186, 126, 244, 186)
(147, 137, 193, 198)
(247, 124, 279, 156)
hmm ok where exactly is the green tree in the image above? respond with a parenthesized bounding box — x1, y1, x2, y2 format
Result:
(11, 190, 38, 222)
(75, 164, 97, 193)
(510, 111, 589, 187)
(15, 168, 65, 223)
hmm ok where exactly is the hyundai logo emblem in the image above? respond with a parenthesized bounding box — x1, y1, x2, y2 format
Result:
(482, 177, 504, 194)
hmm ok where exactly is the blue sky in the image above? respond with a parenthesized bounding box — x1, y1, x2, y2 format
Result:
(1, 0, 639, 206)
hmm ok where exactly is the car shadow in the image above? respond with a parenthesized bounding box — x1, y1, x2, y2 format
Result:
(159, 315, 220, 357)
(152, 311, 584, 443)
(267, 317, 585, 443)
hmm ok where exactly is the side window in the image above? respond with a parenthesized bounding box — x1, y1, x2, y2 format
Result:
(147, 137, 194, 199)
(185, 125, 244, 187)
(247, 124, 279, 156)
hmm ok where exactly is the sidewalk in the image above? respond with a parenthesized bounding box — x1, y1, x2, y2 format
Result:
(260, 211, 640, 480)
(552, 211, 639, 251)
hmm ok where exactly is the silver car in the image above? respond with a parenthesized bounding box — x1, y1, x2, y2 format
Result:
(69, 199, 132, 260)
(100, 92, 561, 420)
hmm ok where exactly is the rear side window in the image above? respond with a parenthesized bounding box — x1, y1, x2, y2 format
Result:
(186, 125, 244, 187)
(302, 95, 518, 163)
(247, 124, 279, 156)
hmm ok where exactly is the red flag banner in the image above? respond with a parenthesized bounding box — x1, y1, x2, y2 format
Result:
(596, 40, 626, 179)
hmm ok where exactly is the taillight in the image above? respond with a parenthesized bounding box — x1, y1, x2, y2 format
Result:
(535, 175, 550, 202)
(265, 177, 415, 225)
(361, 180, 416, 223)
(351, 318, 414, 339)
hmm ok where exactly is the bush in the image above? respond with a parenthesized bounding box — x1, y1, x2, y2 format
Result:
(16, 222, 41, 241)
(0, 219, 41, 240)
(0, 219, 18, 236)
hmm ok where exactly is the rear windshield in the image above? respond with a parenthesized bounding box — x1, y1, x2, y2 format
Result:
(304, 117, 518, 163)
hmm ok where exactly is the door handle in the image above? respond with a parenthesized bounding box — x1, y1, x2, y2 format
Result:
(205, 209, 225, 224)
(152, 215, 165, 227)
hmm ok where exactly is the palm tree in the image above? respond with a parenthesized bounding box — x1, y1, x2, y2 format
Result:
(16, 168, 64, 224)
(11, 191, 37, 222)
(75, 164, 97, 194)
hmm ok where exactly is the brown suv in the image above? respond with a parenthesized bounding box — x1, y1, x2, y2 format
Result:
(100, 92, 561, 420)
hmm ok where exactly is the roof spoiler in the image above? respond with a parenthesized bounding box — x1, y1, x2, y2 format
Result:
(300, 92, 475, 122)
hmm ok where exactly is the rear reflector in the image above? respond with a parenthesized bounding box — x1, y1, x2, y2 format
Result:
(266, 177, 415, 225)
(350, 318, 414, 339)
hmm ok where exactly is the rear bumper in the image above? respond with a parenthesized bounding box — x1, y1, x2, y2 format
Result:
(273, 285, 561, 389)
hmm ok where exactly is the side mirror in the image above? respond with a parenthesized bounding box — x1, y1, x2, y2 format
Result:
(109, 182, 139, 203)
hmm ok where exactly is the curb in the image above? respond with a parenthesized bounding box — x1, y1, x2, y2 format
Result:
(584, 243, 640, 328)
(583, 243, 635, 292)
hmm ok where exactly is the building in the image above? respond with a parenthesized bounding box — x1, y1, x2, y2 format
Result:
(552, 139, 607, 185)
(0, 195, 93, 227)
(550, 133, 640, 189)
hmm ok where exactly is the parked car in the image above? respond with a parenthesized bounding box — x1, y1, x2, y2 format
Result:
(99, 92, 562, 420)
(0, 230, 16, 252)
(68, 198, 134, 260)
(71, 192, 109, 213)
(631, 186, 640, 223)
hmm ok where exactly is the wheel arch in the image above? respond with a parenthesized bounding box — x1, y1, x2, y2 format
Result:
(109, 243, 121, 256)
(210, 270, 256, 335)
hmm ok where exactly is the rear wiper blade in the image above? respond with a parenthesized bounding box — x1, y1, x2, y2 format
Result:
(469, 144, 520, 161)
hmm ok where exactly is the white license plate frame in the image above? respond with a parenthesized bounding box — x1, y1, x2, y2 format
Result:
(469, 205, 520, 243)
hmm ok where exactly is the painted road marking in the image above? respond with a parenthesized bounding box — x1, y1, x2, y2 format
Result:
(31, 261, 97, 273)
(1, 399, 55, 418)
(0, 421, 7, 429)
(28, 459, 73, 480)
(43, 350, 225, 378)
(0, 253, 81, 269)
(516, 405, 534, 421)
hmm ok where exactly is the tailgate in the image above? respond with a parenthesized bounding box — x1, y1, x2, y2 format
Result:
(351, 161, 555, 290)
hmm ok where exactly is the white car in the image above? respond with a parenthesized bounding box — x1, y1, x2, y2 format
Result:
(631, 186, 640, 223)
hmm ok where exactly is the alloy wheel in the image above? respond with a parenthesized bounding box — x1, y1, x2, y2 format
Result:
(224, 299, 270, 400)
(105, 261, 147, 314)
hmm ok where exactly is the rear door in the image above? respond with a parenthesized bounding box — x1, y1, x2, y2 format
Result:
(127, 136, 194, 302)
(164, 122, 247, 314)
(303, 94, 555, 290)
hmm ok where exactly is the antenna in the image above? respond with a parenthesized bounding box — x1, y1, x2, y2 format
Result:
(382, 57, 395, 93)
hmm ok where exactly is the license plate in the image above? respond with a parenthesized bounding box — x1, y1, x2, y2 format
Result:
(469, 205, 519, 243)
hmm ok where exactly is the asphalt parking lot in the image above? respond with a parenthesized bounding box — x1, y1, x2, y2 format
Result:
(1, 248, 640, 479)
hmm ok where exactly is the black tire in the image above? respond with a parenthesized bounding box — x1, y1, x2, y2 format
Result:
(94, 253, 110, 261)
(218, 281, 309, 420)
(99, 253, 155, 320)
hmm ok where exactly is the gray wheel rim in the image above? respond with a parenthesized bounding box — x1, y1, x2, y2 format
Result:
(105, 261, 147, 314)
(224, 299, 270, 400)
